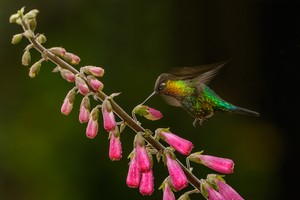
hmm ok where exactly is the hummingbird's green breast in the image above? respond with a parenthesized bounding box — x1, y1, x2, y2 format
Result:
(164, 79, 237, 120)
(168, 80, 236, 119)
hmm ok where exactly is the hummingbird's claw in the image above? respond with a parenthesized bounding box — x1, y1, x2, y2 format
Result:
(193, 118, 204, 127)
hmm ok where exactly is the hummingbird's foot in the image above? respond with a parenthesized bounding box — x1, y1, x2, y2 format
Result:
(193, 118, 204, 127)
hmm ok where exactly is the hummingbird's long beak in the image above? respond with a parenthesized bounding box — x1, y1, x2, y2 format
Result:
(140, 91, 157, 105)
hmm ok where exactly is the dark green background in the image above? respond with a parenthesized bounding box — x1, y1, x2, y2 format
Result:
(1, 0, 299, 199)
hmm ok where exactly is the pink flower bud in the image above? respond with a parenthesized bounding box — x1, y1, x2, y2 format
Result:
(204, 182, 225, 200)
(189, 153, 234, 174)
(136, 143, 152, 173)
(88, 66, 105, 77)
(126, 153, 141, 188)
(81, 66, 105, 77)
(75, 76, 90, 96)
(61, 89, 75, 115)
(160, 130, 194, 155)
(86, 107, 99, 139)
(88, 76, 103, 91)
(134, 105, 163, 121)
(29, 61, 41, 78)
(79, 96, 90, 123)
(215, 179, 244, 200)
(60, 69, 75, 82)
(163, 183, 175, 200)
(102, 100, 116, 132)
(109, 129, 122, 161)
(139, 170, 154, 196)
(49, 47, 66, 57)
(165, 153, 188, 191)
(63, 52, 80, 65)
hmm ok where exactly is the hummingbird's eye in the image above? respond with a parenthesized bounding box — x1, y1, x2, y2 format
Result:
(158, 82, 166, 91)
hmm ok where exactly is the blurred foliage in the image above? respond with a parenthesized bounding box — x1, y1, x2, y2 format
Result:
(1, 0, 299, 200)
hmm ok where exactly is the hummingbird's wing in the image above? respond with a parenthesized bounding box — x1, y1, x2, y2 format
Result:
(161, 95, 182, 107)
(169, 60, 230, 85)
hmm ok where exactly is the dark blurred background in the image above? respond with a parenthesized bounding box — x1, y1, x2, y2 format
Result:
(1, 0, 299, 199)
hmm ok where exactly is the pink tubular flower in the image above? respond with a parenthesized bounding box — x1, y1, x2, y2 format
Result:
(206, 184, 225, 200)
(189, 153, 234, 174)
(126, 153, 141, 188)
(60, 69, 75, 82)
(109, 129, 122, 161)
(136, 143, 152, 173)
(165, 153, 188, 191)
(139, 170, 154, 196)
(61, 89, 75, 115)
(215, 179, 244, 200)
(102, 100, 116, 132)
(134, 105, 163, 121)
(86, 107, 99, 139)
(159, 130, 194, 155)
(75, 76, 90, 96)
(163, 183, 175, 200)
(79, 96, 90, 123)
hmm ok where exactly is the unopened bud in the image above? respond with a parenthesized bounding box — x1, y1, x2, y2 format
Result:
(63, 52, 80, 65)
(23, 30, 34, 39)
(82, 66, 105, 77)
(49, 47, 66, 57)
(134, 105, 163, 121)
(28, 18, 37, 31)
(24, 9, 39, 19)
(60, 69, 75, 82)
(102, 100, 116, 132)
(79, 96, 90, 123)
(61, 88, 76, 115)
(15, 18, 22, 25)
(86, 107, 99, 139)
(178, 194, 190, 200)
(11, 34, 23, 44)
(87, 76, 103, 91)
(17, 7, 25, 18)
(75, 76, 90, 95)
(36, 34, 46, 44)
(21, 50, 31, 66)
(29, 61, 41, 78)
(9, 13, 19, 23)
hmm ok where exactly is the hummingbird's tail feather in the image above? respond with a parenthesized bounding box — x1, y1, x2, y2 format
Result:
(231, 106, 260, 117)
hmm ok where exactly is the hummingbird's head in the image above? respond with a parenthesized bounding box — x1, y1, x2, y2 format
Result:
(154, 73, 177, 94)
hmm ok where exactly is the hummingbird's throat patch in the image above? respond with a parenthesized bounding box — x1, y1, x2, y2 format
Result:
(165, 80, 194, 96)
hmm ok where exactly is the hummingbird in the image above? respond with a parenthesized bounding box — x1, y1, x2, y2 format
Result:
(141, 60, 260, 126)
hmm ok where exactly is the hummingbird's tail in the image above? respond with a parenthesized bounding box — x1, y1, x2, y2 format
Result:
(231, 106, 260, 117)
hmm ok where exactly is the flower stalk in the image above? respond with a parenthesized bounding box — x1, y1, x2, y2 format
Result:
(9, 7, 246, 199)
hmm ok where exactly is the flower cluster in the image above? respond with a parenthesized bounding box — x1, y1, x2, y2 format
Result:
(10, 7, 245, 200)
(200, 174, 244, 200)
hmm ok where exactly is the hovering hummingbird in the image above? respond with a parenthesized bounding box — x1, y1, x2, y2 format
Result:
(141, 60, 260, 126)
